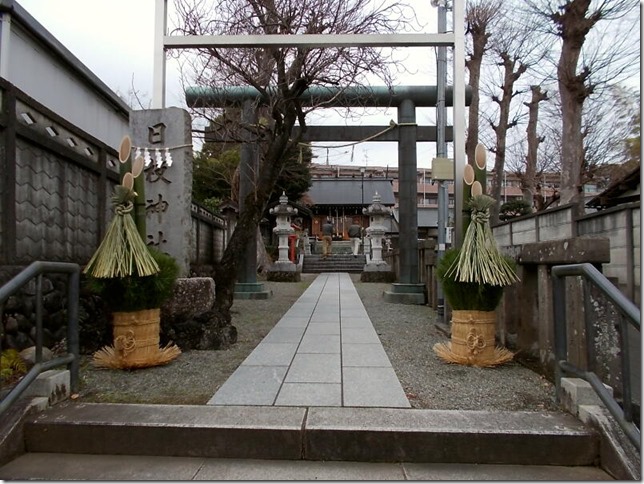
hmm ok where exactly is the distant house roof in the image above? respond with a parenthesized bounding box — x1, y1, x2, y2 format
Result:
(587, 165, 641, 209)
(306, 178, 396, 207)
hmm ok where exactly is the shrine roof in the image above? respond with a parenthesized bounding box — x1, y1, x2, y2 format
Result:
(307, 178, 395, 206)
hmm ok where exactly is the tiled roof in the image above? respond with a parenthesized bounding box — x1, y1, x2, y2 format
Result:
(307, 178, 396, 206)
(587, 165, 640, 209)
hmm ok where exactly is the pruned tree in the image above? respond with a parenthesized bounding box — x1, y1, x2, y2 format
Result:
(172, 0, 416, 332)
(522, 85, 548, 207)
(524, 0, 639, 207)
(479, 3, 547, 223)
(464, 0, 503, 167)
(487, 51, 528, 223)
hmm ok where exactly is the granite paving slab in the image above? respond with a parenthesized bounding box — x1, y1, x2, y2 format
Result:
(208, 273, 410, 408)
(274, 383, 342, 407)
(285, 353, 342, 383)
(343, 367, 411, 407)
(207, 366, 287, 405)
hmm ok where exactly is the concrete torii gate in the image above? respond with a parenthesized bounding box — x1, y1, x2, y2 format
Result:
(151, 0, 467, 302)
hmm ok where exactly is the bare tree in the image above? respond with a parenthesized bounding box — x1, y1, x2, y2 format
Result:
(172, 0, 415, 330)
(524, 0, 639, 207)
(487, 52, 528, 222)
(464, 0, 502, 167)
(522, 85, 548, 207)
(479, 4, 549, 223)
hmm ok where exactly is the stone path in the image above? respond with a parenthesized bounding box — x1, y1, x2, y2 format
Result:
(208, 272, 410, 407)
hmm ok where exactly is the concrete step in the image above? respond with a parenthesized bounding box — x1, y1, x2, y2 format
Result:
(310, 240, 356, 255)
(15, 403, 600, 465)
(302, 255, 366, 273)
(0, 453, 613, 480)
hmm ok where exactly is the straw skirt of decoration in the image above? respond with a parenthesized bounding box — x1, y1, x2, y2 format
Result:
(433, 309, 514, 367)
(93, 308, 181, 369)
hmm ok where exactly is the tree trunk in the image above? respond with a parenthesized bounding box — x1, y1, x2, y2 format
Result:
(465, 3, 494, 167)
(212, 103, 300, 324)
(523, 85, 548, 209)
(256, 227, 272, 274)
(553, 0, 596, 207)
(490, 53, 526, 224)
(466, 53, 484, 168)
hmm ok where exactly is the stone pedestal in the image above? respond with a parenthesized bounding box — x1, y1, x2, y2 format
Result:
(267, 263, 301, 282)
(383, 283, 426, 305)
(234, 282, 272, 300)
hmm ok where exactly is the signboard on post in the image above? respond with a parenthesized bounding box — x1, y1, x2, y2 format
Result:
(431, 157, 454, 181)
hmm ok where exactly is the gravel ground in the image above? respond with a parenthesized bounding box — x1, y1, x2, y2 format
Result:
(78, 274, 558, 411)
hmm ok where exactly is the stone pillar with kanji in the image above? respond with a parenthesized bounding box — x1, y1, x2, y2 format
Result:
(130, 108, 192, 276)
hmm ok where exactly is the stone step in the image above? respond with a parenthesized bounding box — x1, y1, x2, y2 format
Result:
(15, 403, 600, 466)
(309, 240, 358, 255)
(0, 453, 613, 481)
(302, 255, 366, 273)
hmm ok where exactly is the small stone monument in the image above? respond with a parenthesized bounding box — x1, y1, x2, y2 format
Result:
(361, 192, 396, 282)
(267, 192, 300, 282)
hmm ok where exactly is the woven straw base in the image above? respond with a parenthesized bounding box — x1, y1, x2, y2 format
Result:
(92, 343, 181, 370)
(433, 341, 514, 368)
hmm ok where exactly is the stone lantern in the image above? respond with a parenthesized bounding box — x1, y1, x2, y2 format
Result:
(363, 192, 392, 270)
(268, 192, 298, 273)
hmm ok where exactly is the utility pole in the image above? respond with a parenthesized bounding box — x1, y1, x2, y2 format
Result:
(435, 0, 449, 320)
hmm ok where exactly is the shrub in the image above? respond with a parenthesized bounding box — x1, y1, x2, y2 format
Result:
(437, 247, 513, 311)
(86, 247, 179, 312)
(499, 199, 532, 221)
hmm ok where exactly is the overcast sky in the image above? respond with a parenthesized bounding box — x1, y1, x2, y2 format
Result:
(18, 0, 453, 169)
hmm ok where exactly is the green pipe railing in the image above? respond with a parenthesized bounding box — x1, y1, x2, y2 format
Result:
(552, 263, 640, 450)
(0, 261, 80, 416)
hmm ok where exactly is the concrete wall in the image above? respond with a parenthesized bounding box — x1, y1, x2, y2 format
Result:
(493, 204, 576, 247)
(191, 202, 226, 271)
(493, 203, 639, 307)
(3, 3, 130, 149)
(577, 204, 640, 305)
(0, 4, 226, 276)
(494, 205, 640, 399)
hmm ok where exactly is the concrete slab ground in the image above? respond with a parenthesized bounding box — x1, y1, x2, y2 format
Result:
(0, 453, 612, 480)
(208, 272, 411, 408)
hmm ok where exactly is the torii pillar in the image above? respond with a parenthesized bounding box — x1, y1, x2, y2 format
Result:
(383, 99, 426, 304)
(233, 99, 271, 299)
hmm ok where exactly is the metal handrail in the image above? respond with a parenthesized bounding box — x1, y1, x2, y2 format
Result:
(552, 263, 640, 450)
(0, 261, 80, 416)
